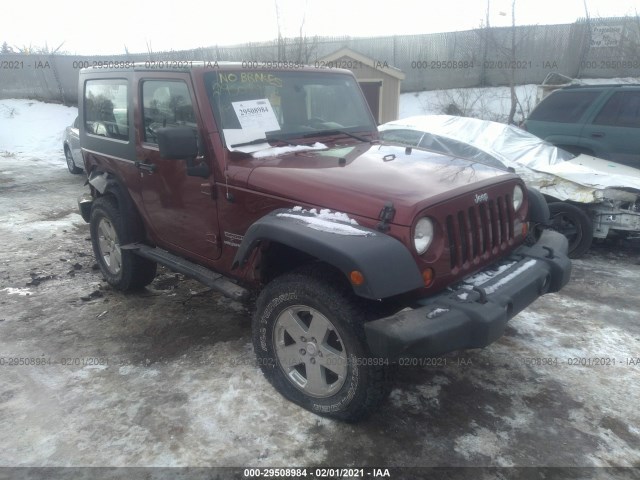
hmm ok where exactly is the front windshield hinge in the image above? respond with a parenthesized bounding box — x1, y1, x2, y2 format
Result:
(377, 201, 396, 232)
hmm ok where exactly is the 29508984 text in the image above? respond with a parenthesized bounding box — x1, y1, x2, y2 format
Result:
(242, 467, 390, 478)
(0, 356, 51, 366)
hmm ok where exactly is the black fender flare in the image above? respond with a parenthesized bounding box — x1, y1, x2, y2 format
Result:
(88, 171, 146, 242)
(232, 209, 424, 300)
(527, 187, 551, 226)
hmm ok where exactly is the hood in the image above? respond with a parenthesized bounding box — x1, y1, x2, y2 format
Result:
(239, 143, 513, 225)
(561, 154, 640, 188)
(522, 154, 640, 203)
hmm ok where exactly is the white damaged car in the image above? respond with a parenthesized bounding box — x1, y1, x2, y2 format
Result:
(379, 115, 640, 258)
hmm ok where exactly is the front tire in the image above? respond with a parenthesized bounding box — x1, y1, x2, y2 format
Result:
(253, 266, 392, 422)
(548, 202, 593, 258)
(90, 196, 157, 290)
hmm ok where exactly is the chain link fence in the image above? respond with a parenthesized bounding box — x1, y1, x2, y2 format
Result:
(1, 16, 638, 105)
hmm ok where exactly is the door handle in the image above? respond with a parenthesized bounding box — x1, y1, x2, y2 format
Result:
(135, 160, 157, 173)
(591, 132, 605, 138)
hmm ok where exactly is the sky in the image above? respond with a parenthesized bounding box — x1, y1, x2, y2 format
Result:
(1, 0, 637, 55)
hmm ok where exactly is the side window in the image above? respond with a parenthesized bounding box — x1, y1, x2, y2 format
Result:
(419, 133, 454, 155)
(593, 92, 622, 126)
(84, 79, 128, 140)
(435, 137, 506, 169)
(594, 91, 640, 128)
(142, 80, 197, 144)
(380, 129, 424, 146)
(616, 92, 640, 128)
(73, 116, 79, 129)
(528, 90, 601, 123)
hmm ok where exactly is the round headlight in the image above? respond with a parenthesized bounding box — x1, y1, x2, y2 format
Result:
(414, 217, 434, 255)
(513, 185, 524, 211)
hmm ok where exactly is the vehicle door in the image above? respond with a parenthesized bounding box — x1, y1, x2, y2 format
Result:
(136, 73, 221, 261)
(69, 116, 83, 165)
(581, 90, 640, 168)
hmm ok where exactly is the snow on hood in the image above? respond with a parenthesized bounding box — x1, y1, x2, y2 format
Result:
(381, 115, 640, 201)
(252, 142, 328, 158)
(276, 207, 371, 236)
(223, 128, 329, 157)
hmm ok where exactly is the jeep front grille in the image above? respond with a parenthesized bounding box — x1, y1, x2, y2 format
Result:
(446, 195, 514, 269)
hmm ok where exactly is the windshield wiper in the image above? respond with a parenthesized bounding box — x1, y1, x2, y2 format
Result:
(230, 136, 299, 148)
(301, 129, 370, 143)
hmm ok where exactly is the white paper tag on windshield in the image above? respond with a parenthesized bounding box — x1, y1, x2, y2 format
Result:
(223, 128, 270, 153)
(232, 99, 280, 132)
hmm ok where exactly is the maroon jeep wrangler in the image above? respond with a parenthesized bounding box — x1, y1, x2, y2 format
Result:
(77, 63, 571, 421)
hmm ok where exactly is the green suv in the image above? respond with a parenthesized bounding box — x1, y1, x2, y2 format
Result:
(523, 84, 640, 169)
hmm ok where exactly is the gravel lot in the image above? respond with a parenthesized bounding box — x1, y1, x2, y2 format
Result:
(1, 105, 639, 479)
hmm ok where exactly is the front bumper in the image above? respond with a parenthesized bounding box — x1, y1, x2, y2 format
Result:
(78, 193, 93, 223)
(365, 229, 571, 359)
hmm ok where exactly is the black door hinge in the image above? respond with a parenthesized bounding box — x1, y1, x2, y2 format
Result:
(377, 201, 395, 232)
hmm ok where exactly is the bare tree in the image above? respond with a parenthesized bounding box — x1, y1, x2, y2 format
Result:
(1, 41, 14, 54)
(275, 0, 286, 61)
(146, 40, 154, 61)
(475, 0, 527, 124)
(506, 0, 518, 124)
(273, 0, 317, 64)
(12, 41, 66, 55)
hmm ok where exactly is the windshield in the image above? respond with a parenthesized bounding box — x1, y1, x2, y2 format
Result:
(205, 70, 376, 148)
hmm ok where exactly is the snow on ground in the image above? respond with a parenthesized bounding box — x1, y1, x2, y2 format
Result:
(399, 77, 640, 124)
(400, 84, 539, 123)
(0, 99, 77, 167)
(1, 92, 640, 468)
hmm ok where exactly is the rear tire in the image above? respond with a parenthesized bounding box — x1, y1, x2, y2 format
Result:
(65, 146, 82, 174)
(253, 265, 392, 422)
(548, 202, 593, 258)
(90, 196, 157, 290)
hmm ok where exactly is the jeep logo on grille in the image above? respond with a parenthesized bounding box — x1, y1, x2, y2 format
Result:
(474, 193, 489, 204)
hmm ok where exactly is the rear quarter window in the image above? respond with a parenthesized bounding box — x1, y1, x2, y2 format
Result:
(594, 91, 640, 128)
(528, 90, 601, 123)
(84, 79, 129, 141)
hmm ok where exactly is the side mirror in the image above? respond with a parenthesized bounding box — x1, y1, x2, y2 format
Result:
(156, 126, 210, 178)
(156, 126, 199, 159)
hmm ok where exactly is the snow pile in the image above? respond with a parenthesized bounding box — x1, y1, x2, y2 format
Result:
(400, 84, 539, 123)
(252, 142, 328, 158)
(457, 259, 538, 294)
(460, 261, 518, 289)
(483, 259, 537, 294)
(304, 207, 359, 225)
(277, 208, 368, 236)
(427, 307, 450, 319)
(1, 287, 33, 296)
(0, 99, 77, 167)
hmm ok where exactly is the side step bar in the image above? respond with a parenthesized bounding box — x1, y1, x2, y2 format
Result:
(124, 243, 249, 302)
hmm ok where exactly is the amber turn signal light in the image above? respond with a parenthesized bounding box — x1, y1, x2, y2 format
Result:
(350, 270, 365, 286)
(422, 268, 434, 287)
(522, 222, 529, 236)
